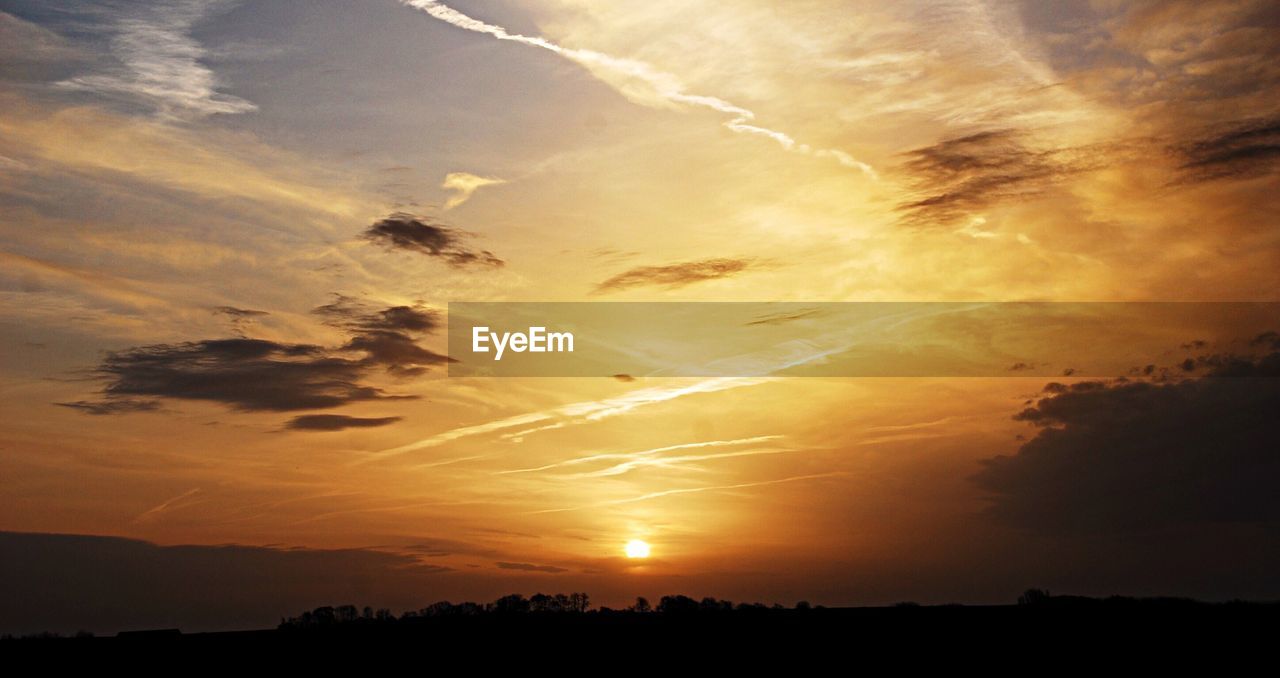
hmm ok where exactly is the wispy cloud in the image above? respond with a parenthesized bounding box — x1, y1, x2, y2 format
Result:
(896, 129, 1087, 228)
(401, 1, 874, 176)
(442, 172, 505, 209)
(56, 1, 256, 119)
(1173, 117, 1280, 183)
(593, 258, 753, 294)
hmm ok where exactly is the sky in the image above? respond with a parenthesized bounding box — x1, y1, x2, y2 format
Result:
(1, 0, 1279, 634)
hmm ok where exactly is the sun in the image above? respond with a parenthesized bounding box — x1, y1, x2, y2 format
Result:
(624, 539, 651, 559)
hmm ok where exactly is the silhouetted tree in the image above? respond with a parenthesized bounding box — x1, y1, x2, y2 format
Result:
(700, 597, 733, 611)
(795, 601, 812, 611)
(419, 601, 454, 617)
(1018, 589, 1052, 606)
(492, 594, 530, 614)
(631, 596, 652, 613)
(657, 595, 700, 614)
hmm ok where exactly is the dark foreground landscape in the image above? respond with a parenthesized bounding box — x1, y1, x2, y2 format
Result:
(6, 591, 1279, 656)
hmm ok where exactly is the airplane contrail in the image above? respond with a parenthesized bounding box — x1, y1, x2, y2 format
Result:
(497, 435, 785, 474)
(361, 376, 766, 463)
(401, 0, 876, 177)
(528, 472, 846, 514)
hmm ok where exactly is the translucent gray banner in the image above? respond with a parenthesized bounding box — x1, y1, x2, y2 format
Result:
(446, 302, 1280, 377)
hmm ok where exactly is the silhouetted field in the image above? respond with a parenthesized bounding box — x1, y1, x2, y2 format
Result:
(5, 591, 1278, 654)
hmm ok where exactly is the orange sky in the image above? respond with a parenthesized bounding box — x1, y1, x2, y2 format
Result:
(2, 0, 1279, 633)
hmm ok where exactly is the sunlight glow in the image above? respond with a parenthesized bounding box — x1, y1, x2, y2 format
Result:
(625, 539, 651, 559)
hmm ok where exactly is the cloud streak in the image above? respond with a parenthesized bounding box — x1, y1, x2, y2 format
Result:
(56, 398, 162, 416)
(495, 561, 567, 573)
(285, 414, 404, 431)
(896, 129, 1087, 228)
(56, 0, 256, 119)
(593, 258, 753, 293)
(1174, 117, 1280, 183)
(401, 1, 874, 176)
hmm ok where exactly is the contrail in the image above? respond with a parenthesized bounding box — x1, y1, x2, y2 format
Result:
(402, 0, 876, 177)
(362, 376, 765, 464)
(133, 487, 202, 523)
(529, 472, 846, 514)
(497, 435, 785, 475)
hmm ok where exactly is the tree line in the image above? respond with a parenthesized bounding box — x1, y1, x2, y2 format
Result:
(279, 594, 819, 628)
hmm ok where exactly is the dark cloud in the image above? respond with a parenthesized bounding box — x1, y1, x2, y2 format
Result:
(341, 330, 451, 377)
(896, 130, 1088, 227)
(213, 306, 268, 319)
(64, 297, 458, 416)
(313, 295, 441, 334)
(285, 414, 403, 431)
(55, 398, 160, 415)
(66, 291, 460, 416)
(974, 347, 1280, 534)
(1252, 331, 1280, 350)
(362, 213, 503, 268)
(85, 338, 402, 412)
(495, 561, 568, 573)
(313, 295, 451, 377)
(593, 258, 753, 293)
(0, 531, 449, 635)
(1174, 117, 1280, 183)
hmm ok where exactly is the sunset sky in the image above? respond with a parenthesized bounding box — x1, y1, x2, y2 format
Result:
(2, 0, 1279, 634)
